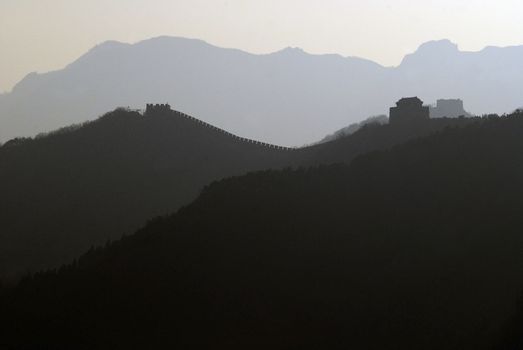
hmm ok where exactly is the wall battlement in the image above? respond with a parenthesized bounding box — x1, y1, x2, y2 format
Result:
(145, 103, 171, 116)
(143, 104, 296, 151)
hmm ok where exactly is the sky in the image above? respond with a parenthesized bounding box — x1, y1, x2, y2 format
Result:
(1, 0, 523, 93)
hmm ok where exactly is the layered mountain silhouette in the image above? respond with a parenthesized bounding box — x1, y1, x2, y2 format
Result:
(0, 106, 473, 280)
(319, 114, 388, 143)
(1, 37, 523, 145)
(0, 107, 291, 280)
(2, 112, 523, 349)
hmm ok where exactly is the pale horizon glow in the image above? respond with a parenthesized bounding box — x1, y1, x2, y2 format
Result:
(1, 0, 523, 93)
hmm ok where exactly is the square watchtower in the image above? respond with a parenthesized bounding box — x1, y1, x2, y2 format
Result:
(389, 97, 430, 125)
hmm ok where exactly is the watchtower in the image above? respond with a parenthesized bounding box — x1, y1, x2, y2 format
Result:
(430, 99, 468, 118)
(389, 97, 430, 125)
(145, 103, 171, 116)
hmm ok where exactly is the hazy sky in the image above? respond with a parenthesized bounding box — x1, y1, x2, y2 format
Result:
(1, 0, 523, 93)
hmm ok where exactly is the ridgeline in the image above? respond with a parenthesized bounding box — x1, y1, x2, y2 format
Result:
(1, 112, 523, 348)
(0, 105, 475, 280)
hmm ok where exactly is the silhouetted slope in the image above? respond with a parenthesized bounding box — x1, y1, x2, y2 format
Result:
(2, 113, 523, 349)
(319, 114, 388, 143)
(0, 107, 476, 280)
(294, 116, 476, 166)
(0, 108, 293, 279)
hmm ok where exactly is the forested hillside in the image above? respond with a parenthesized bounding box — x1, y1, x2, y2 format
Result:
(2, 113, 522, 349)
(0, 107, 473, 280)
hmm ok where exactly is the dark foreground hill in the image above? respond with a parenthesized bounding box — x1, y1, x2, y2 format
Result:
(0, 108, 293, 280)
(1, 113, 523, 349)
(0, 107, 474, 280)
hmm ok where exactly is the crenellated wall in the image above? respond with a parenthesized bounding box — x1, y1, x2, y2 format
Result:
(145, 103, 172, 116)
(143, 105, 297, 151)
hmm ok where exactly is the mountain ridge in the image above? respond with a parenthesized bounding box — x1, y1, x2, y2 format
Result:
(2, 36, 523, 145)
(2, 112, 523, 349)
(0, 106, 475, 280)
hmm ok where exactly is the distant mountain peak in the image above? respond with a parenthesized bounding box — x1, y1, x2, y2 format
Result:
(399, 39, 460, 67)
(85, 40, 131, 55)
(67, 40, 131, 69)
(10, 71, 39, 93)
(416, 39, 459, 53)
(274, 46, 306, 55)
(133, 36, 214, 49)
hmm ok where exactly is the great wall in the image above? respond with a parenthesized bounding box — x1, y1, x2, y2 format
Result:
(144, 103, 298, 151)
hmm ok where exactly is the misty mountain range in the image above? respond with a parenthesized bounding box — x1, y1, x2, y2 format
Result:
(2, 36, 523, 349)
(1, 37, 523, 145)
